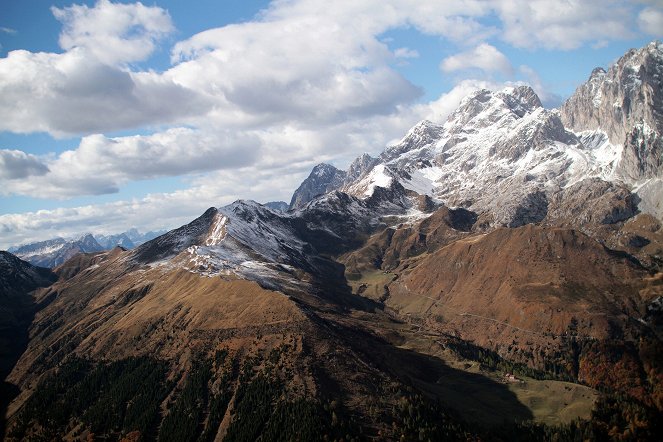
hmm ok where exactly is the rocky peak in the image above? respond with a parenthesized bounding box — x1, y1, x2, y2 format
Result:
(560, 40, 663, 144)
(289, 163, 347, 210)
(380, 120, 443, 163)
(496, 85, 543, 117)
(345, 153, 378, 184)
(445, 86, 542, 135)
(560, 40, 663, 194)
(77, 233, 103, 251)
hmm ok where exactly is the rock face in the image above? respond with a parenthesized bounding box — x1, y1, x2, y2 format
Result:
(343, 153, 378, 185)
(288, 163, 347, 210)
(560, 41, 663, 184)
(560, 42, 663, 146)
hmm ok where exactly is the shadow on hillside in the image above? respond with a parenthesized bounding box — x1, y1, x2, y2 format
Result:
(0, 286, 57, 437)
(314, 312, 534, 427)
(0, 301, 34, 438)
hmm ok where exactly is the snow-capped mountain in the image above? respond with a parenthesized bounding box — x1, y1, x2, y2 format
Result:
(131, 189, 411, 293)
(131, 202, 315, 291)
(123, 41, 663, 292)
(10, 234, 104, 268)
(561, 40, 663, 217)
(7, 229, 167, 269)
(123, 228, 166, 246)
(299, 42, 663, 227)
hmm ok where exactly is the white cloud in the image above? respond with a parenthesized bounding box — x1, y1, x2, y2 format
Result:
(0, 49, 211, 136)
(0, 0, 647, 138)
(440, 43, 513, 75)
(0, 27, 17, 35)
(493, 0, 635, 50)
(638, 7, 663, 36)
(518, 65, 562, 108)
(394, 47, 420, 59)
(0, 150, 49, 180)
(0, 128, 262, 198)
(51, 0, 173, 65)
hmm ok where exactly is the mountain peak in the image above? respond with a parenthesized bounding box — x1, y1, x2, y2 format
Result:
(380, 119, 443, 163)
(289, 163, 347, 210)
(496, 85, 542, 115)
(589, 66, 607, 79)
(311, 162, 342, 178)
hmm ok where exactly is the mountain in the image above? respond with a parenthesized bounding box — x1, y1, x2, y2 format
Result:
(3, 42, 663, 441)
(263, 201, 289, 212)
(560, 40, 663, 218)
(0, 252, 56, 374)
(11, 234, 104, 268)
(288, 163, 347, 210)
(124, 228, 166, 246)
(95, 232, 135, 249)
(8, 229, 168, 268)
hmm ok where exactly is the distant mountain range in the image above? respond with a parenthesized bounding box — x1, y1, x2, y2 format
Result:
(7, 229, 165, 268)
(2, 41, 663, 441)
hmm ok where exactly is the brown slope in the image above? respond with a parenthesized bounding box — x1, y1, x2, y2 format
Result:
(380, 224, 663, 404)
(341, 205, 476, 278)
(6, 245, 532, 440)
(394, 225, 649, 335)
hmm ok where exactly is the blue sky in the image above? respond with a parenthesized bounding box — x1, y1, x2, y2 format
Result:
(0, 0, 661, 248)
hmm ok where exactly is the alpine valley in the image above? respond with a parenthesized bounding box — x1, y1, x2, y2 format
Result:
(2, 42, 663, 441)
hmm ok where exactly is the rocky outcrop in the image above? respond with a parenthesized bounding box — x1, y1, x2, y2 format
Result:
(546, 178, 639, 226)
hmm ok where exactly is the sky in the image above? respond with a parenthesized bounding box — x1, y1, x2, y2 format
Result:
(0, 0, 662, 248)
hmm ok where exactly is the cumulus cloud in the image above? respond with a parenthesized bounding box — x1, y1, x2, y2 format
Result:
(0, 49, 212, 136)
(440, 43, 513, 75)
(0, 0, 648, 138)
(0, 128, 263, 198)
(493, 0, 635, 50)
(51, 0, 174, 65)
(638, 7, 663, 36)
(0, 150, 49, 180)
